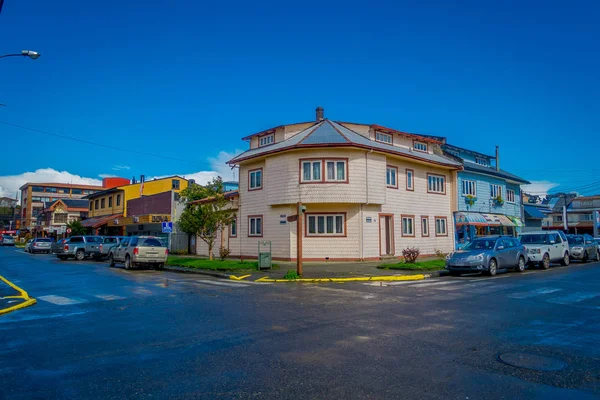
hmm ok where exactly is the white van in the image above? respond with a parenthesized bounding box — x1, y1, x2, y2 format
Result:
(519, 230, 570, 269)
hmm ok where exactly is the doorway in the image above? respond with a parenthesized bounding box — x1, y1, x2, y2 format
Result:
(379, 214, 395, 256)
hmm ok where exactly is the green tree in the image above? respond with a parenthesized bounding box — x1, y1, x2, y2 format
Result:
(178, 177, 235, 260)
(66, 220, 86, 236)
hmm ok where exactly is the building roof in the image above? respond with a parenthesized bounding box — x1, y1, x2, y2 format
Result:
(61, 199, 89, 209)
(19, 182, 103, 191)
(462, 161, 530, 184)
(443, 143, 495, 160)
(190, 190, 239, 205)
(0, 196, 17, 202)
(524, 205, 547, 219)
(82, 187, 122, 199)
(81, 213, 122, 228)
(228, 120, 462, 168)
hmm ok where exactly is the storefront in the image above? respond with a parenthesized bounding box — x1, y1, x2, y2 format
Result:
(81, 214, 123, 236)
(454, 212, 523, 249)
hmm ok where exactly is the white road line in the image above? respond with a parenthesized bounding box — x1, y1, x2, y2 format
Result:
(38, 295, 87, 305)
(94, 294, 126, 301)
(364, 281, 421, 287)
(507, 288, 562, 299)
(547, 292, 599, 305)
(436, 281, 496, 291)
(406, 280, 467, 288)
(194, 279, 250, 288)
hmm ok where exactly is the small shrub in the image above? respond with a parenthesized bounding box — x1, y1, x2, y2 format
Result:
(283, 269, 300, 280)
(402, 247, 420, 263)
(219, 246, 231, 261)
(434, 249, 446, 260)
(173, 249, 188, 256)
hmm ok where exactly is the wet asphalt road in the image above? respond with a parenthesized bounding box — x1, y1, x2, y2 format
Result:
(1, 247, 600, 399)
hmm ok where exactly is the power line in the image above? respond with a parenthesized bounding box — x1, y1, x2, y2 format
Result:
(0, 121, 204, 165)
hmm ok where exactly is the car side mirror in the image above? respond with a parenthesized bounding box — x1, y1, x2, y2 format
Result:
(550, 240, 556, 244)
(497, 245, 505, 250)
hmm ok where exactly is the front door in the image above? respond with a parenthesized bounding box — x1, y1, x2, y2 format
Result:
(379, 215, 394, 256)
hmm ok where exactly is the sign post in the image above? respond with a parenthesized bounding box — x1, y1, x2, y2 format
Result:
(161, 221, 173, 233)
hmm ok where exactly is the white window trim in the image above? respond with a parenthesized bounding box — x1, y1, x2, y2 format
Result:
(506, 189, 516, 203)
(435, 217, 448, 236)
(324, 159, 347, 182)
(414, 141, 428, 152)
(401, 216, 415, 237)
(375, 132, 393, 144)
(427, 174, 446, 194)
(421, 217, 429, 237)
(491, 184, 502, 198)
(301, 160, 322, 182)
(406, 169, 414, 191)
(306, 213, 345, 237)
(462, 180, 477, 196)
(249, 169, 263, 190)
(386, 166, 398, 188)
(248, 216, 263, 237)
(301, 159, 347, 183)
(259, 134, 274, 147)
(475, 157, 488, 166)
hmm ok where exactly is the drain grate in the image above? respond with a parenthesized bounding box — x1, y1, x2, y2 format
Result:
(498, 352, 567, 371)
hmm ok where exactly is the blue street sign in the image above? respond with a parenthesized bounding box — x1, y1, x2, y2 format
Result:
(162, 221, 173, 233)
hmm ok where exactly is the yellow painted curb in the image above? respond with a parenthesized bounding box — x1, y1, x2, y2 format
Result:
(230, 274, 251, 281)
(0, 275, 37, 316)
(255, 274, 429, 283)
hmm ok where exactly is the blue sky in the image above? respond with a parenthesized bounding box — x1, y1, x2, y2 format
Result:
(1, 0, 599, 197)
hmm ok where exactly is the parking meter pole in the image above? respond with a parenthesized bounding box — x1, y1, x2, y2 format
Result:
(297, 202, 303, 276)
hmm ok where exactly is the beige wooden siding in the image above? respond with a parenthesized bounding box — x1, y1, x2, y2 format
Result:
(338, 122, 370, 138)
(366, 152, 386, 205)
(283, 122, 315, 140)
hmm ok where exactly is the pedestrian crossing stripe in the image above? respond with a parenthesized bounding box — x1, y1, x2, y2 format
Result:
(547, 292, 598, 305)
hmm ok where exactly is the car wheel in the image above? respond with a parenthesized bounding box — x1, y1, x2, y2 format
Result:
(75, 250, 85, 261)
(125, 255, 132, 270)
(583, 251, 589, 263)
(539, 253, 550, 269)
(488, 259, 497, 276)
(58, 255, 68, 261)
(157, 263, 164, 270)
(108, 254, 115, 268)
(560, 252, 570, 266)
(515, 256, 526, 272)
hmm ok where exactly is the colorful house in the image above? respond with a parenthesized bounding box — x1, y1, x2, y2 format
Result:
(442, 144, 530, 248)
(208, 107, 462, 261)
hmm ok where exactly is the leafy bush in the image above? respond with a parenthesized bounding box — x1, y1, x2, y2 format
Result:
(435, 249, 447, 260)
(402, 247, 420, 263)
(283, 269, 300, 280)
(219, 246, 231, 261)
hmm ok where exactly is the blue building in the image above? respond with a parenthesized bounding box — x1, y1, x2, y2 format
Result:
(443, 144, 530, 248)
(223, 181, 239, 192)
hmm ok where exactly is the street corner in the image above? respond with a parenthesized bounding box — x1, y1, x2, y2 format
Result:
(0, 275, 37, 316)
(254, 274, 429, 283)
(229, 274, 252, 281)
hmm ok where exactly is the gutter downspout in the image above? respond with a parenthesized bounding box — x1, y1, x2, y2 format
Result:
(360, 149, 373, 260)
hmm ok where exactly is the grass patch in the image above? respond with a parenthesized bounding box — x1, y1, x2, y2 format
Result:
(167, 256, 277, 271)
(378, 259, 446, 270)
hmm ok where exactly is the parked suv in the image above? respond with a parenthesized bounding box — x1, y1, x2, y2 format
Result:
(28, 238, 53, 254)
(519, 231, 570, 269)
(95, 236, 125, 261)
(108, 236, 168, 270)
(1, 234, 15, 246)
(446, 236, 528, 276)
(53, 235, 103, 261)
(566, 234, 599, 262)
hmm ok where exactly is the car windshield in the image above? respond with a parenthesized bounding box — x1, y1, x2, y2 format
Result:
(519, 234, 549, 244)
(37, 238, 52, 242)
(142, 238, 164, 247)
(568, 236, 584, 245)
(85, 237, 103, 243)
(463, 239, 496, 250)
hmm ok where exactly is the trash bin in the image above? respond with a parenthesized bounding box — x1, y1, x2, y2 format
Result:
(258, 241, 272, 269)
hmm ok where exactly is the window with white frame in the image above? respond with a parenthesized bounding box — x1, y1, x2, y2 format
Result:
(414, 141, 427, 152)
(421, 216, 429, 237)
(259, 134, 274, 147)
(506, 189, 515, 203)
(401, 215, 414, 236)
(427, 174, 446, 194)
(249, 169, 263, 190)
(306, 213, 345, 236)
(406, 169, 414, 190)
(475, 157, 488, 166)
(581, 214, 593, 221)
(248, 216, 262, 236)
(325, 160, 346, 182)
(386, 166, 398, 188)
(435, 217, 447, 236)
(462, 180, 476, 196)
(375, 132, 393, 144)
(301, 160, 322, 182)
(229, 218, 237, 237)
(446, 149, 460, 157)
(491, 184, 502, 198)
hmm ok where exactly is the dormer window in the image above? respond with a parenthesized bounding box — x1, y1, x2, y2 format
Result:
(375, 132, 392, 144)
(259, 134, 274, 147)
(447, 149, 459, 157)
(413, 141, 427, 152)
(475, 157, 488, 166)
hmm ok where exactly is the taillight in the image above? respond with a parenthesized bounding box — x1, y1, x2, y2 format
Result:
(64, 244, 69, 251)
(133, 247, 139, 256)
(165, 248, 169, 256)
(99, 244, 103, 252)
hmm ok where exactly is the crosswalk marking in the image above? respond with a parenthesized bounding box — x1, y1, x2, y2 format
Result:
(547, 292, 598, 305)
(38, 295, 86, 305)
(94, 294, 126, 301)
(436, 281, 496, 291)
(508, 288, 562, 299)
(193, 279, 250, 288)
(406, 280, 467, 288)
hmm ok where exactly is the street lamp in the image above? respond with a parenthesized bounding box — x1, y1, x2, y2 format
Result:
(0, 50, 41, 60)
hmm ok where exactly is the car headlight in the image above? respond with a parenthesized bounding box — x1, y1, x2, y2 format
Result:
(467, 253, 484, 262)
(446, 252, 453, 261)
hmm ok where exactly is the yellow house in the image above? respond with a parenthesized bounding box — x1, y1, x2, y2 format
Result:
(83, 176, 188, 235)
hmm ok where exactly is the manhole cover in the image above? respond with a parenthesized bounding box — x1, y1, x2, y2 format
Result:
(498, 352, 567, 371)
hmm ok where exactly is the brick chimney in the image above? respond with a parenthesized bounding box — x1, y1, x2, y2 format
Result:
(495, 145, 500, 171)
(316, 106, 324, 122)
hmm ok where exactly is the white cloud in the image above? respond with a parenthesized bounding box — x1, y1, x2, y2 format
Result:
(112, 165, 131, 171)
(0, 168, 102, 199)
(522, 180, 560, 197)
(155, 149, 244, 185)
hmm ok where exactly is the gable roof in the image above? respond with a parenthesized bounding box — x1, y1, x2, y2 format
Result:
(443, 143, 495, 160)
(462, 161, 530, 184)
(228, 120, 461, 168)
(45, 199, 89, 212)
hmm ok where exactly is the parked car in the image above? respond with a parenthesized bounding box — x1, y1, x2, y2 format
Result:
(28, 238, 53, 254)
(1, 234, 15, 246)
(51, 238, 69, 255)
(446, 236, 528, 276)
(519, 230, 570, 269)
(24, 239, 33, 253)
(108, 236, 168, 270)
(566, 234, 600, 262)
(53, 235, 103, 261)
(95, 236, 125, 260)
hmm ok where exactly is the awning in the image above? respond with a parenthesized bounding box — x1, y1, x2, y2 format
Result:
(507, 216, 524, 227)
(81, 214, 123, 229)
(455, 212, 516, 227)
(524, 205, 546, 219)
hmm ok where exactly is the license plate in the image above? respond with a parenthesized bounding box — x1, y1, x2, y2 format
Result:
(148, 260, 157, 263)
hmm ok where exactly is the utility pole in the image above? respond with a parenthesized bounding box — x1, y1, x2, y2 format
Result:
(562, 193, 568, 232)
(296, 201, 303, 276)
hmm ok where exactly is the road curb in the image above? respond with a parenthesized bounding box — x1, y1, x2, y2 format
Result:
(0, 275, 37, 316)
(256, 274, 430, 283)
(163, 265, 232, 279)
